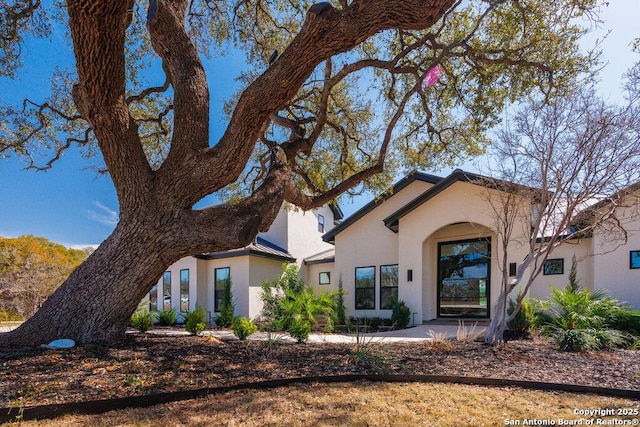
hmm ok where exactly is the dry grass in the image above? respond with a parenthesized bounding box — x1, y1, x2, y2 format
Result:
(6, 382, 639, 427)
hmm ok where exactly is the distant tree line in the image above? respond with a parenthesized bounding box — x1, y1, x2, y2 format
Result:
(0, 235, 90, 320)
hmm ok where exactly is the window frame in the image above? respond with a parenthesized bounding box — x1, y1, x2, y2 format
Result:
(179, 269, 189, 312)
(379, 264, 399, 310)
(318, 214, 325, 233)
(630, 250, 640, 269)
(214, 267, 231, 313)
(543, 258, 565, 275)
(149, 283, 158, 312)
(319, 271, 330, 285)
(162, 271, 172, 311)
(355, 266, 376, 310)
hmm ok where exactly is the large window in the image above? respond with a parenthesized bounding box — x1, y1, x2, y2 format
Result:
(162, 271, 171, 311)
(355, 266, 375, 309)
(380, 265, 399, 309)
(438, 238, 490, 318)
(180, 269, 189, 312)
(149, 284, 158, 312)
(214, 267, 230, 313)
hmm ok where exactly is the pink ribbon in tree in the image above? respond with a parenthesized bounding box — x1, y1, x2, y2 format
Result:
(421, 65, 443, 90)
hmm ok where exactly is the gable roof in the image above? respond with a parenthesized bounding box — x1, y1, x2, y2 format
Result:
(383, 169, 541, 232)
(195, 237, 295, 263)
(322, 171, 443, 243)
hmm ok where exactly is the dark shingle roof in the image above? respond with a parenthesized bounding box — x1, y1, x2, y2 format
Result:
(195, 237, 295, 263)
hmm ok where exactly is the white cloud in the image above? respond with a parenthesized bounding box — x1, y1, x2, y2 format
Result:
(87, 201, 119, 227)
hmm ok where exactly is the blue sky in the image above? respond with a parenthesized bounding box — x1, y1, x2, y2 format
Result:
(1, 1, 638, 248)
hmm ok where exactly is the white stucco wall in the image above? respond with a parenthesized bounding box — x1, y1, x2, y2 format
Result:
(397, 182, 532, 321)
(334, 179, 436, 318)
(258, 208, 289, 251)
(591, 200, 640, 309)
(286, 204, 336, 267)
(528, 239, 593, 301)
(306, 262, 336, 292)
(248, 257, 290, 319)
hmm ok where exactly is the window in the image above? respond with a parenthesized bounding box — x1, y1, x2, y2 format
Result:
(438, 238, 490, 318)
(543, 258, 564, 275)
(319, 271, 330, 285)
(318, 214, 325, 233)
(180, 269, 189, 312)
(631, 251, 640, 269)
(355, 266, 375, 309)
(162, 271, 171, 311)
(380, 265, 399, 309)
(509, 263, 517, 277)
(214, 267, 230, 312)
(149, 284, 158, 312)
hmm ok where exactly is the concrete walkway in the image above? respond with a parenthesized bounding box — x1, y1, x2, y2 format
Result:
(1, 320, 488, 344)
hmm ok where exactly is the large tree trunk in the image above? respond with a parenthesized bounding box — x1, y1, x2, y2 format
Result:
(0, 221, 177, 345)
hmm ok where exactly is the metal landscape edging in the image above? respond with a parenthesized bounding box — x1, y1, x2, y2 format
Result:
(2, 374, 639, 423)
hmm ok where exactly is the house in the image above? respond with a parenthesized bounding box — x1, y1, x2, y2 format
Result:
(147, 203, 342, 322)
(148, 169, 640, 323)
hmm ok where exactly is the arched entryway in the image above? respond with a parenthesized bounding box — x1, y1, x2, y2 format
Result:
(422, 223, 494, 320)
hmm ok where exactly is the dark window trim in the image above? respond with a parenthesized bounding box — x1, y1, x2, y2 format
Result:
(318, 214, 325, 233)
(319, 271, 330, 285)
(630, 250, 640, 269)
(355, 266, 376, 310)
(437, 237, 491, 319)
(162, 271, 172, 311)
(214, 267, 230, 313)
(380, 264, 399, 310)
(179, 269, 190, 312)
(543, 258, 565, 275)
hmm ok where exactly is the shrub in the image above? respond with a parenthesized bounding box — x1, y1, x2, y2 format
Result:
(215, 279, 236, 328)
(538, 286, 633, 351)
(185, 306, 206, 335)
(288, 319, 312, 343)
(506, 293, 535, 333)
(391, 300, 411, 329)
(131, 310, 154, 333)
(335, 280, 346, 326)
(156, 308, 177, 326)
(233, 317, 257, 340)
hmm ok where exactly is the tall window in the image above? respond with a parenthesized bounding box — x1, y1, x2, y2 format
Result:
(318, 214, 325, 233)
(180, 269, 189, 312)
(355, 266, 375, 309)
(149, 284, 158, 312)
(214, 267, 230, 312)
(380, 264, 399, 309)
(162, 271, 171, 311)
(438, 238, 490, 318)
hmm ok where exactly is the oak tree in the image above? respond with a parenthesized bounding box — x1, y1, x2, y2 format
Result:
(0, 0, 601, 345)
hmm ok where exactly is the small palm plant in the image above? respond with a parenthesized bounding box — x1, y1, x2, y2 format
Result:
(539, 286, 632, 351)
(280, 286, 335, 343)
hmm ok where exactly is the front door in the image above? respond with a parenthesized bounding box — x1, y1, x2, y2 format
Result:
(437, 238, 490, 318)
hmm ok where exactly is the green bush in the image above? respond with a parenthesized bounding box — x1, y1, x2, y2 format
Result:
(156, 308, 177, 326)
(131, 310, 154, 333)
(391, 300, 411, 329)
(215, 279, 236, 328)
(185, 306, 206, 335)
(335, 281, 346, 326)
(288, 319, 312, 343)
(506, 293, 535, 333)
(538, 286, 633, 351)
(232, 317, 257, 340)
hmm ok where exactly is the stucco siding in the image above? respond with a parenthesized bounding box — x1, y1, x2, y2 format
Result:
(334, 180, 435, 318)
(592, 201, 640, 309)
(398, 181, 532, 321)
(286, 205, 336, 268)
(248, 257, 289, 319)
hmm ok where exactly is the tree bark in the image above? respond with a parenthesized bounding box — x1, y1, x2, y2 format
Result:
(0, 0, 458, 346)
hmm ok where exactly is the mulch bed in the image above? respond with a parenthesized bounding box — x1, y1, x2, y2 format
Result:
(1, 332, 639, 408)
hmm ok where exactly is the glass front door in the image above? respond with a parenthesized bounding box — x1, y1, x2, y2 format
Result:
(437, 238, 490, 318)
